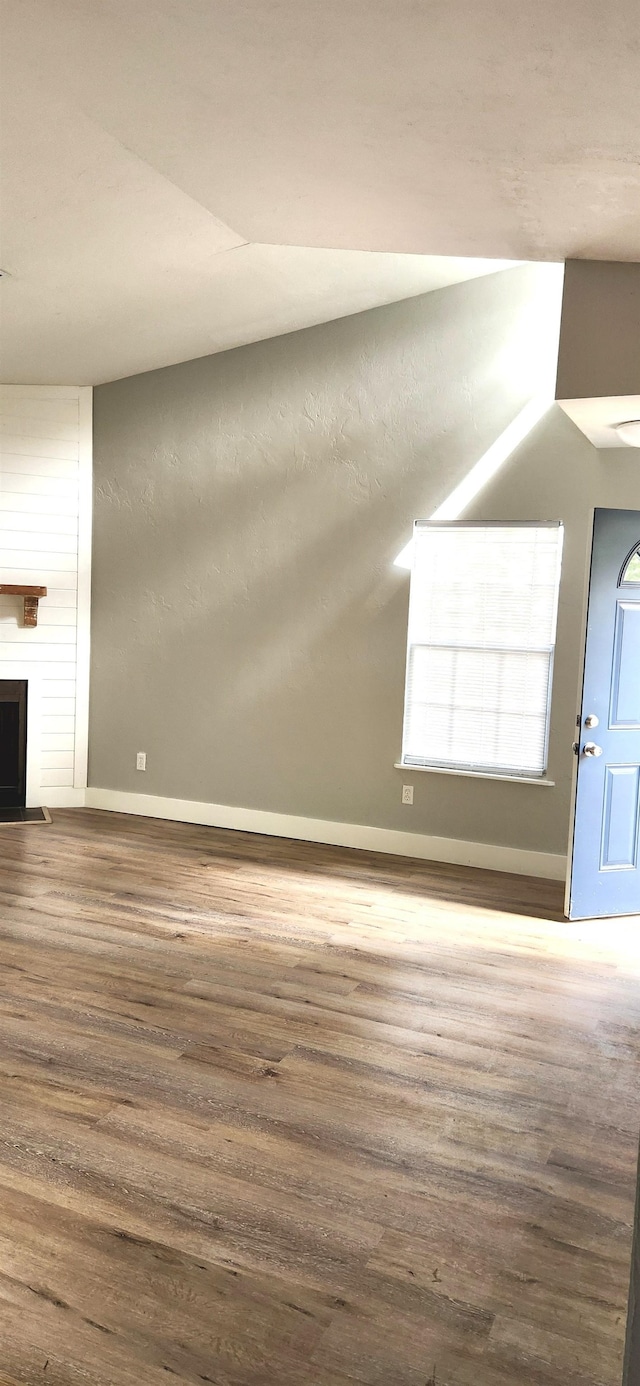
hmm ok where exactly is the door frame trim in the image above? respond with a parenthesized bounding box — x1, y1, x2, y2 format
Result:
(564, 509, 597, 917)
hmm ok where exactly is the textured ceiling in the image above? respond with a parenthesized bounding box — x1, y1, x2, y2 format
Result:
(1, 0, 638, 383)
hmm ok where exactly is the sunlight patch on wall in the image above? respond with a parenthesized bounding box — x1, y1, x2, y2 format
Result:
(393, 393, 554, 569)
(429, 393, 554, 521)
(394, 262, 564, 570)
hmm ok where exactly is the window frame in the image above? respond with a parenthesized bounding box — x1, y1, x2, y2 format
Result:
(618, 545, 640, 589)
(398, 519, 563, 784)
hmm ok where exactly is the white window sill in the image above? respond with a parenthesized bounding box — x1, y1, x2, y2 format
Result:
(394, 762, 555, 787)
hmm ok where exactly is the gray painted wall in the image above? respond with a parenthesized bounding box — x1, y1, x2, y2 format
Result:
(556, 260, 640, 401)
(90, 265, 640, 856)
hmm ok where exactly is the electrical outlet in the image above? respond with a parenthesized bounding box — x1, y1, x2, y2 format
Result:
(402, 784, 414, 805)
(136, 752, 147, 771)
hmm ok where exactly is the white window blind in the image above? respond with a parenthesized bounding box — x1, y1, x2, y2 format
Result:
(401, 522, 564, 778)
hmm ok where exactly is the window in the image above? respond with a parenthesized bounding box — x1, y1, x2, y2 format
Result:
(400, 522, 564, 779)
(620, 548, 640, 587)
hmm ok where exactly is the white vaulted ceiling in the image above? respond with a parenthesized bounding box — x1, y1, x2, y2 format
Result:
(1, 0, 638, 384)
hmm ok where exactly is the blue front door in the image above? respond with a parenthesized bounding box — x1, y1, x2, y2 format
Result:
(568, 508, 640, 919)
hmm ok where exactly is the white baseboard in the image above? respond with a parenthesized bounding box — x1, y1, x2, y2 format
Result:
(84, 787, 566, 881)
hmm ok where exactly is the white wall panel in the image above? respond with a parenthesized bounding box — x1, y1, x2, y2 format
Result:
(1, 436, 79, 460)
(0, 548, 78, 569)
(0, 385, 92, 806)
(0, 490, 80, 516)
(0, 511, 79, 534)
(0, 418, 80, 442)
(0, 569, 78, 589)
(41, 752, 75, 770)
(43, 699, 76, 717)
(0, 530, 78, 551)
(43, 679, 77, 698)
(0, 646, 76, 663)
(34, 609, 78, 628)
(42, 714, 75, 731)
(0, 387, 82, 400)
(1, 464, 80, 488)
(42, 734, 75, 751)
(41, 769, 74, 788)
(36, 590, 78, 609)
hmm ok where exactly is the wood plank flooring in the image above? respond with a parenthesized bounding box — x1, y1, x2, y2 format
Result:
(0, 808, 639, 1386)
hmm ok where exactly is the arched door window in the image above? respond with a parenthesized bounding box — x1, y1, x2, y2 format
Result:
(618, 546, 640, 587)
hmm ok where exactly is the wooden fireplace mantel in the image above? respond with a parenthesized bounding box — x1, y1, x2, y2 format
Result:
(0, 585, 47, 627)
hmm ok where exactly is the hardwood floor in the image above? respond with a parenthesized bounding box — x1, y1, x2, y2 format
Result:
(0, 808, 639, 1386)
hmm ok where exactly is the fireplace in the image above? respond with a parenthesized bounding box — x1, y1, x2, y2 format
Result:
(0, 680, 27, 809)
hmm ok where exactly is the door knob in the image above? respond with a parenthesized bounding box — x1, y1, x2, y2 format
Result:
(583, 742, 603, 757)
(584, 714, 599, 728)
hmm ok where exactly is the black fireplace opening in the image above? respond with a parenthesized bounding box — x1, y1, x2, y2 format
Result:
(0, 679, 27, 809)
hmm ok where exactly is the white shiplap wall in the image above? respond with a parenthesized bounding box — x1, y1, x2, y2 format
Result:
(0, 385, 92, 806)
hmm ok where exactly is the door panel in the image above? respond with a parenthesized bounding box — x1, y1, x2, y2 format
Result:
(567, 508, 640, 918)
(601, 765, 640, 870)
(611, 603, 640, 726)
